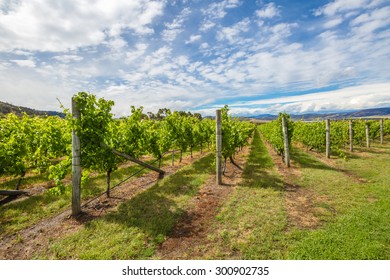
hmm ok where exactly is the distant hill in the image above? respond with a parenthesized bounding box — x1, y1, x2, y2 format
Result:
(250, 107, 390, 121)
(0, 101, 65, 118)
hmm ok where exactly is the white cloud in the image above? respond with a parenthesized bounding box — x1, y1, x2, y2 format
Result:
(53, 55, 84, 63)
(200, 0, 241, 32)
(350, 6, 390, 35)
(255, 3, 279, 19)
(202, 0, 241, 19)
(11, 59, 36, 68)
(0, 67, 74, 111)
(12, 50, 33, 56)
(217, 18, 250, 43)
(200, 20, 216, 32)
(98, 81, 214, 117)
(185, 34, 201, 44)
(323, 17, 343, 28)
(0, 0, 165, 52)
(125, 43, 149, 64)
(315, 0, 386, 17)
(215, 83, 390, 115)
(162, 7, 191, 42)
(314, 0, 369, 16)
(200, 42, 209, 49)
(1, 0, 389, 117)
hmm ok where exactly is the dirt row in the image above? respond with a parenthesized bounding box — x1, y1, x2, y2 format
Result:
(155, 145, 250, 259)
(261, 139, 329, 229)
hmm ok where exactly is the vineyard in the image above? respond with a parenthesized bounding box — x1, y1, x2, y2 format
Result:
(0, 94, 390, 260)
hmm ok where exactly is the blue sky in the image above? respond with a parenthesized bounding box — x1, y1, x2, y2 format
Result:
(0, 0, 390, 116)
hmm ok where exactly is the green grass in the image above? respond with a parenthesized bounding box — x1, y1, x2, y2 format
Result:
(0, 150, 205, 237)
(207, 128, 289, 259)
(205, 128, 390, 259)
(287, 137, 390, 259)
(41, 153, 214, 259)
(0, 171, 49, 191)
(288, 199, 390, 259)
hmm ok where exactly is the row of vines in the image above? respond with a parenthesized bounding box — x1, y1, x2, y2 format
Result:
(0, 93, 254, 196)
(293, 119, 390, 154)
(259, 114, 390, 163)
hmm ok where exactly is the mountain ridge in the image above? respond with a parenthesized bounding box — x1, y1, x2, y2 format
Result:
(0, 101, 65, 117)
(248, 107, 390, 121)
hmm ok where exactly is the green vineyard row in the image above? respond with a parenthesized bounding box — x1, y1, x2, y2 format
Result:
(0, 93, 254, 194)
(260, 115, 390, 158)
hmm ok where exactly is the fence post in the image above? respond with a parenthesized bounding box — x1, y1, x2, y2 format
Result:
(380, 119, 384, 144)
(326, 119, 331, 158)
(71, 97, 81, 216)
(216, 110, 222, 185)
(281, 116, 290, 167)
(366, 123, 370, 148)
(349, 120, 353, 152)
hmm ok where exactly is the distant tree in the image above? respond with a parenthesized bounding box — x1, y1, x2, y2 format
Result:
(193, 113, 202, 120)
(156, 108, 171, 120)
(147, 112, 157, 120)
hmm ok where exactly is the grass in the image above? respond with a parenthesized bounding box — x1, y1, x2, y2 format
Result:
(0, 171, 49, 191)
(287, 137, 390, 259)
(41, 153, 214, 259)
(0, 149, 205, 237)
(204, 128, 390, 259)
(206, 128, 289, 259)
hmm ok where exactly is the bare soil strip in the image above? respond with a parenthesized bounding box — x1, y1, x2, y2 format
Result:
(155, 146, 250, 259)
(0, 152, 206, 260)
(261, 138, 327, 229)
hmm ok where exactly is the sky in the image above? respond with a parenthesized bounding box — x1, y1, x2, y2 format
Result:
(0, 0, 390, 117)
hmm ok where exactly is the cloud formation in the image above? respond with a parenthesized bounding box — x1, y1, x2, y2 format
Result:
(0, 0, 389, 116)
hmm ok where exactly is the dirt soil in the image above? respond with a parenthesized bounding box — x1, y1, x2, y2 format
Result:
(0, 151, 206, 260)
(262, 138, 328, 229)
(155, 145, 250, 259)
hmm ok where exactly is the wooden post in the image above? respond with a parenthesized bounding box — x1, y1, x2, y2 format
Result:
(349, 120, 353, 152)
(106, 169, 111, 198)
(326, 119, 331, 159)
(380, 119, 384, 144)
(366, 123, 370, 148)
(281, 116, 290, 167)
(216, 109, 222, 185)
(71, 97, 81, 216)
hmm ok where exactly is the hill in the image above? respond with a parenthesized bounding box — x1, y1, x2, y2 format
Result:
(0, 101, 64, 117)
(250, 107, 390, 121)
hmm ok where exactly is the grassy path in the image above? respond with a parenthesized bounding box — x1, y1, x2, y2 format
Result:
(205, 128, 289, 259)
(204, 128, 390, 259)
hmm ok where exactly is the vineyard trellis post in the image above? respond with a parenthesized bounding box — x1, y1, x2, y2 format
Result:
(380, 119, 384, 144)
(326, 119, 330, 159)
(349, 120, 353, 152)
(71, 97, 81, 216)
(216, 109, 222, 185)
(366, 123, 370, 148)
(281, 116, 290, 167)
